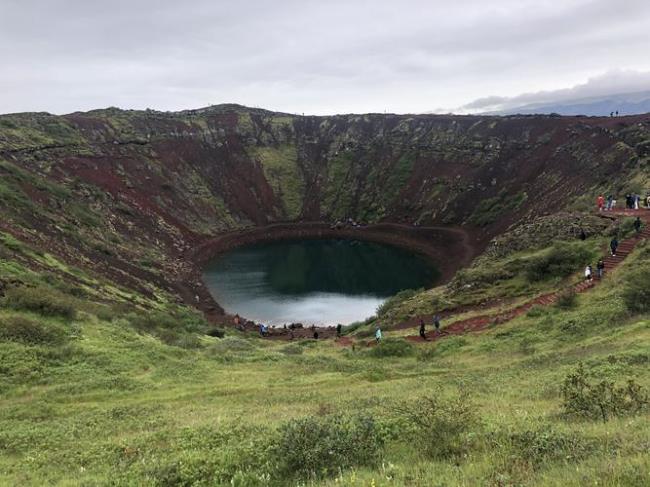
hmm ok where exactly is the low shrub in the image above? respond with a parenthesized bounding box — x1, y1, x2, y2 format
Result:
(561, 363, 649, 422)
(621, 265, 650, 314)
(526, 305, 546, 317)
(392, 388, 478, 459)
(525, 242, 594, 282)
(0, 316, 66, 345)
(206, 327, 225, 338)
(555, 288, 577, 309)
(488, 426, 599, 469)
(368, 338, 414, 358)
(271, 414, 384, 479)
(2, 286, 76, 320)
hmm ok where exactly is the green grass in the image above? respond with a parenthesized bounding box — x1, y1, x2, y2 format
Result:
(0, 242, 648, 485)
(252, 145, 305, 219)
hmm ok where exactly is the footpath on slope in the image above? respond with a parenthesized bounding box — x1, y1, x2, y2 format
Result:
(343, 209, 650, 347)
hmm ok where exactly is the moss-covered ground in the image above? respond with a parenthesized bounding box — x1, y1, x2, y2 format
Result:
(1, 233, 648, 486)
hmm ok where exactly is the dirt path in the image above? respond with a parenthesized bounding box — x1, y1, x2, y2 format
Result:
(345, 209, 650, 347)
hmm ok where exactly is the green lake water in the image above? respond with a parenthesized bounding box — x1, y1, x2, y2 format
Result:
(203, 238, 440, 326)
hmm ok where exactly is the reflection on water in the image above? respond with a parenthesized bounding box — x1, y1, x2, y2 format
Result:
(203, 239, 440, 326)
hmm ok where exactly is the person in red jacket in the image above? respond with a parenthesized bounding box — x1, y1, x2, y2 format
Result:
(597, 195, 605, 211)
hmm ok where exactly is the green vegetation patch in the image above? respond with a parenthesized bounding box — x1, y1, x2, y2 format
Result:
(469, 189, 528, 226)
(252, 144, 305, 218)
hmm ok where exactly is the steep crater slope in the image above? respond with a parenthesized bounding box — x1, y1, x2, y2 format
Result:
(0, 106, 648, 318)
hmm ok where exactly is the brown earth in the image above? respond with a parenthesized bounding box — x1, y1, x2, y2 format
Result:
(0, 106, 648, 326)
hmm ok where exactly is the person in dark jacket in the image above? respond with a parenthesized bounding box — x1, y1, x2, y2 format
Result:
(634, 217, 642, 234)
(419, 319, 427, 341)
(610, 237, 619, 256)
(433, 314, 441, 335)
(596, 259, 605, 279)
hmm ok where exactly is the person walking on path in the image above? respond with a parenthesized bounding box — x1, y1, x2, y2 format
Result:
(597, 195, 605, 212)
(585, 264, 593, 281)
(419, 319, 427, 341)
(375, 326, 382, 343)
(634, 217, 642, 234)
(433, 314, 441, 335)
(606, 195, 613, 211)
(597, 259, 605, 279)
(336, 323, 342, 339)
(610, 237, 619, 256)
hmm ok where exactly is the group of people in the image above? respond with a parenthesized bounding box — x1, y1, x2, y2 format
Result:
(597, 193, 647, 211)
(584, 259, 606, 281)
(584, 217, 643, 281)
(371, 314, 441, 343)
(419, 314, 441, 340)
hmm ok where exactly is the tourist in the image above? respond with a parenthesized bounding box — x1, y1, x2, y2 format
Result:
(313, 330, 319, 340)
(419, 319, 427, 341)
(611, 197, 617, 210)
(597, 194, 605, 212)
(336, 323, 342, 338)
(375, 326, 382, 343)
(606, 195, 613, 211)
(634, 194, 640, 210)
(596, 259, 605, 279)
(234, 314, 245, 331)
(433, 314, 441, 335)
(634, 217, 642, 234)
(610, 237, 619, 256)
(579, 228, 586, 241)
(259, 323, 265, 337)
(585, 264, 592, 281)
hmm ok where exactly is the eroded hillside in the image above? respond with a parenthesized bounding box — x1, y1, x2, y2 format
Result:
(1, 106, 649, 312)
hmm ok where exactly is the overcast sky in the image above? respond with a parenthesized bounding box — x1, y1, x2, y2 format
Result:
(1, 0, 649, 115)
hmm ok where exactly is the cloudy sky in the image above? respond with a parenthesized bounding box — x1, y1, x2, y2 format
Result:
(1, 0, 649, 115)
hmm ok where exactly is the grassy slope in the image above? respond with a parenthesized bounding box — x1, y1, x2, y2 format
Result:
(0, 238, 648, 486)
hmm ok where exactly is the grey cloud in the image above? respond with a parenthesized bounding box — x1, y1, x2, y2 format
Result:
(1, 0, 649, 115)
(457, 69, 650, 113)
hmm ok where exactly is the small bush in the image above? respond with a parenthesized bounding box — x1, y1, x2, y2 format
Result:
(271, 414, 384, 479)
(621, 265, 650, 314)
(0, 316, 66, 345)
(2, 286, 76, 320)
(525, 242, 594, 282)
(526, 305, 546, 317)
(492, 426, 597, 466)
(393, 388, 478, 459)
(368, 338, 414, 358)
(555, 288, 577, 309)
(561, 363, 649, 422)
(206, 327, 225, 338)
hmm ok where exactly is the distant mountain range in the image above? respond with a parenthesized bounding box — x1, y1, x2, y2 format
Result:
(488, 90, 650, 116)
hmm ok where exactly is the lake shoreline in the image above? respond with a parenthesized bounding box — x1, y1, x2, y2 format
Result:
(183, 222, 483, 328)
